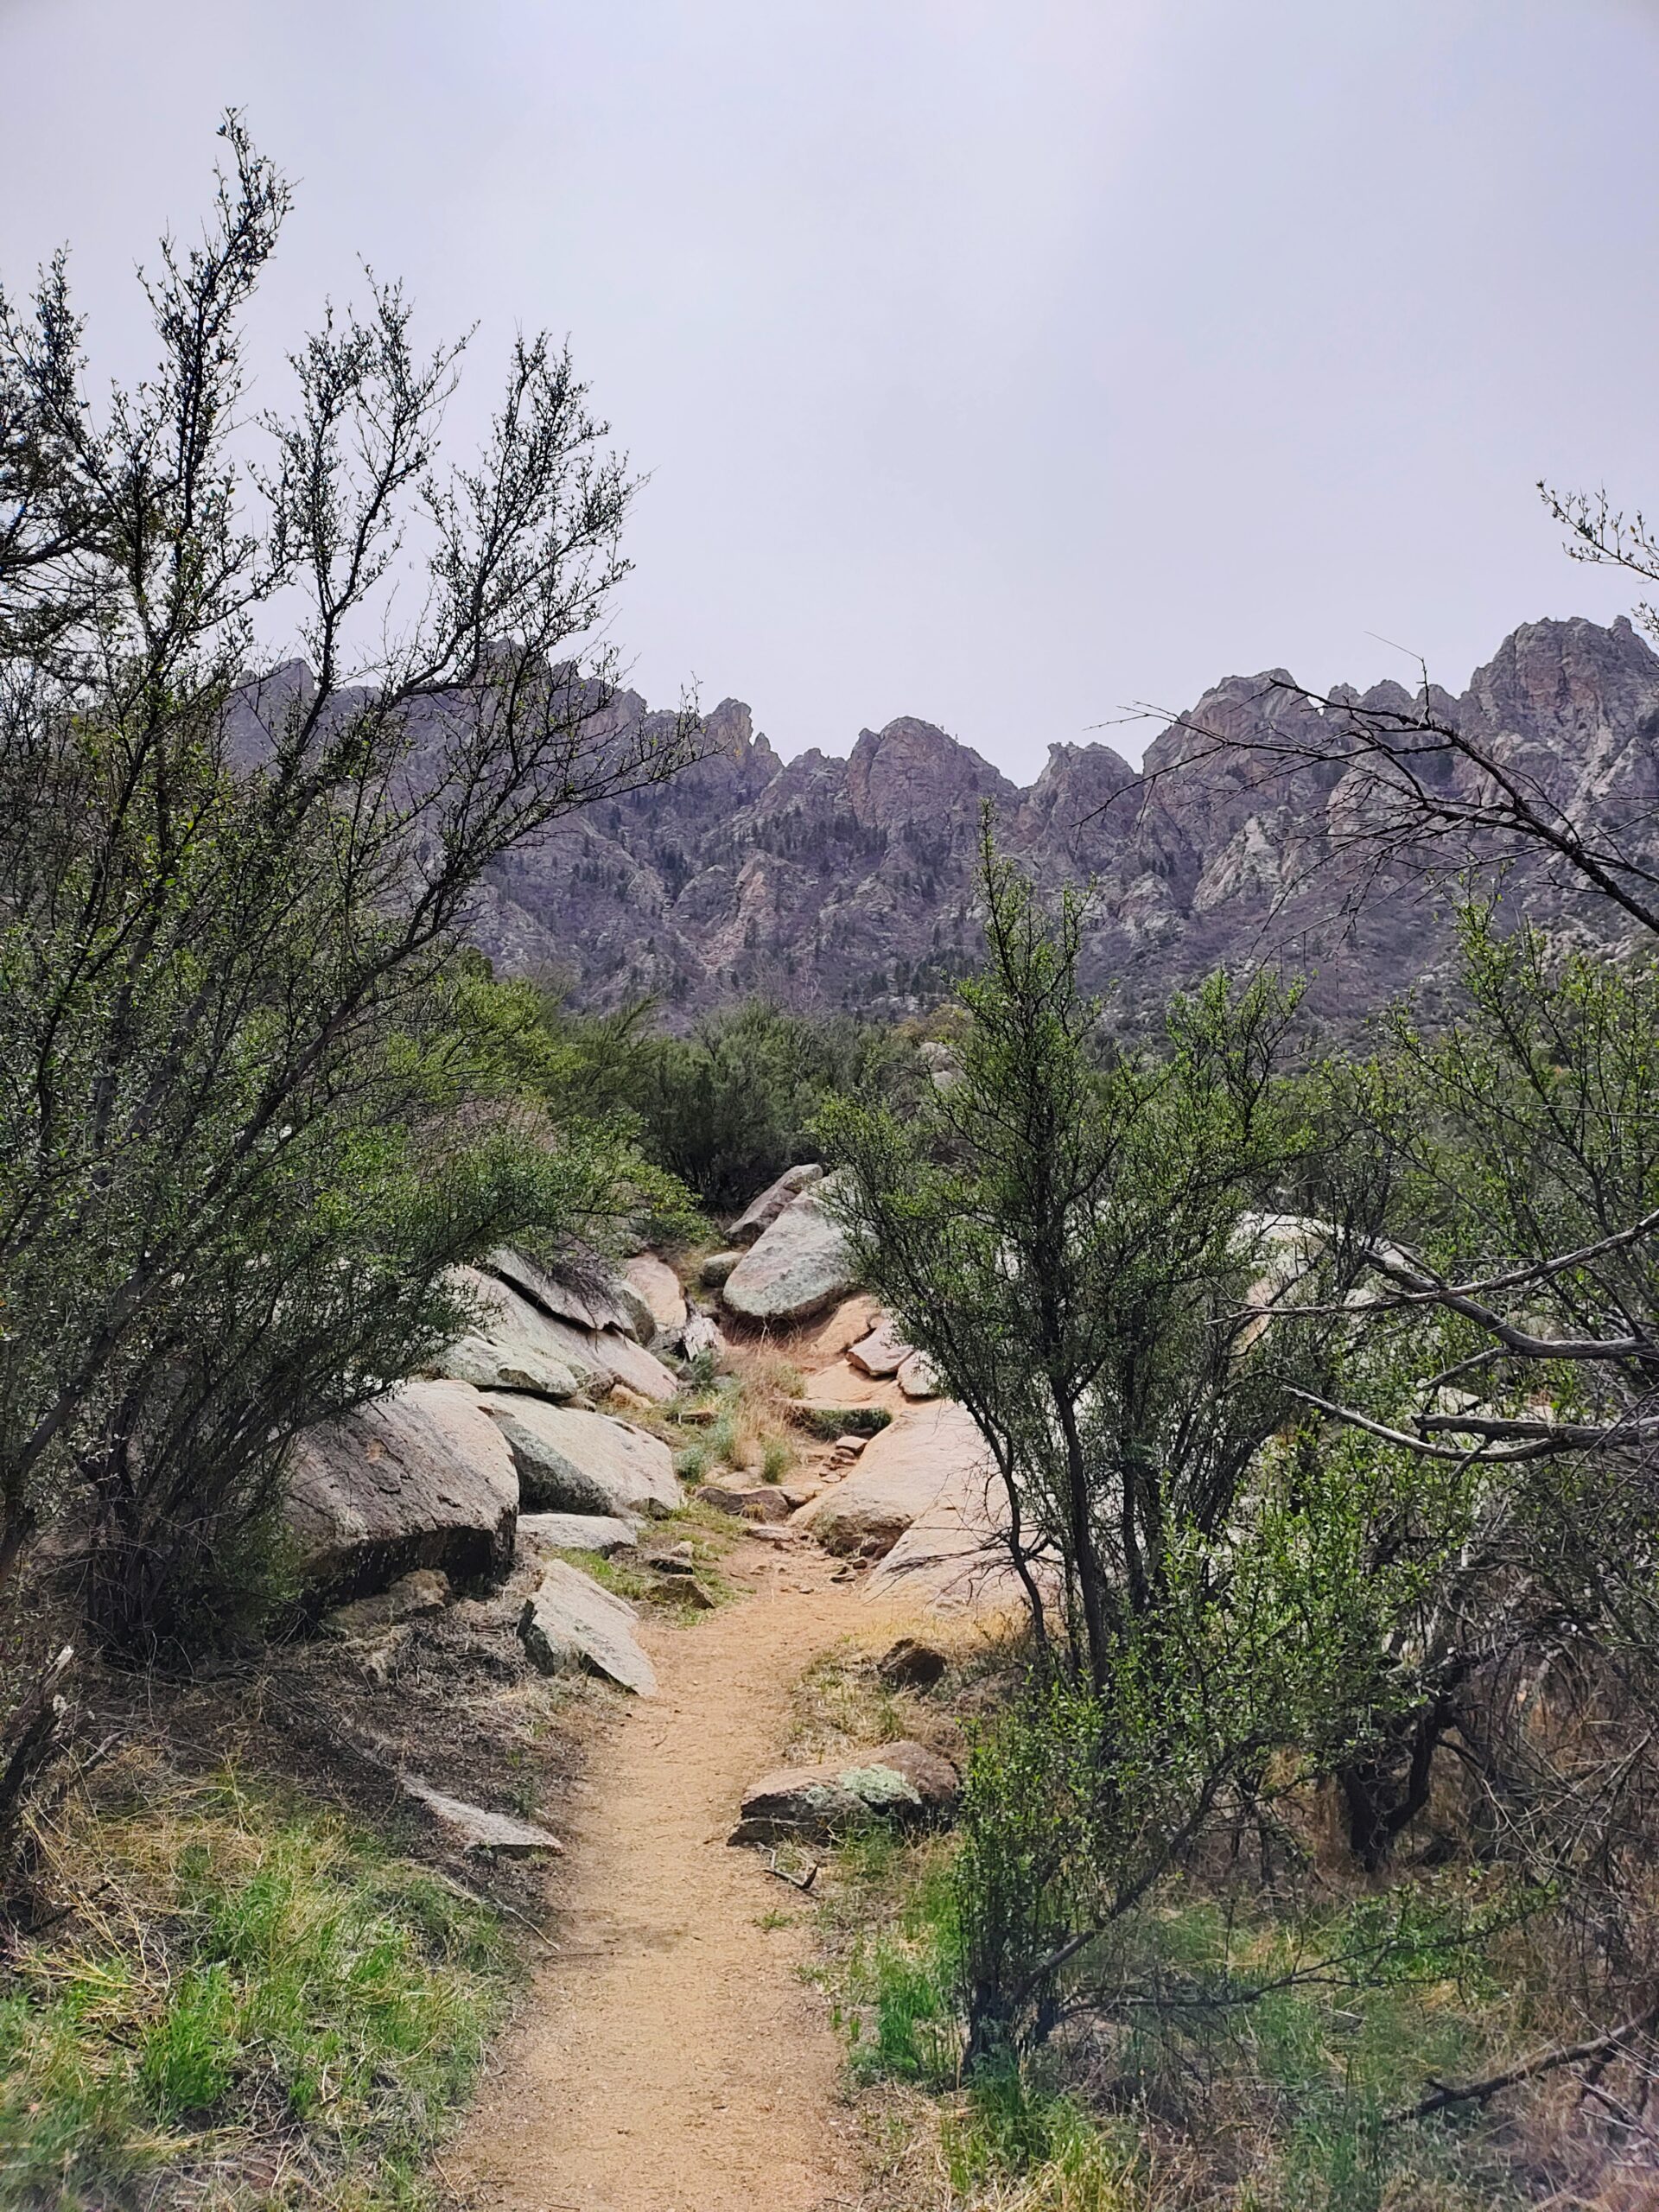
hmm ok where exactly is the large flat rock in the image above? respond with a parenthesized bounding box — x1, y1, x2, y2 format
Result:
(722, 1172, 857, 1326)
(487, 1245, 653, 1342)
(479, 1395, 680, 1517)
(518, 1510, 641, 1558)
(794, 1400, 984, 1559)
(285, 1379, 518, 1601)
(519, 1559, 658, 1696)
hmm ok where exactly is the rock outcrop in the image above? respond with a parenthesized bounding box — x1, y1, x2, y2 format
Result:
(721, 1172, 857, 1325)
(730, 1162, 825, 1246)
(479, 1395, 680, 1518)
(794, 1399, 982, 1560)
(451, 617, 1659, 1033)
(284, 1379, 518, 1599)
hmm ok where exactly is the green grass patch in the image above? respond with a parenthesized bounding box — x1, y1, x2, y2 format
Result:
(0, 1764, 518, 2210)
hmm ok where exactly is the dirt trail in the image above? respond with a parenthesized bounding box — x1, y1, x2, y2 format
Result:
(453, 1536, 905, 2212)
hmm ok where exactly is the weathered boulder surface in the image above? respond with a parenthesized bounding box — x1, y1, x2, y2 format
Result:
(722, 1173, 856, 1325)
(479, 1395, 679, 1517)
(594, 1329, 681, 1405)
(730, 1161, 825, 1246)
(487, 1245, 652, 1342)
(285, 1379, 518, 1600)
(730, 1739, 959, 1844)
(624, 1253, 688, 1345)
(699, 1249, 743, 1289)
(795, 1401, 982, 1560)
(440, 1268, 601, 1398)
(325, 1568, 450, 1640)
(518, 1510, 640, 1557)
(519, 1560, 658, 1695)
(848, 1319, 909, 1378)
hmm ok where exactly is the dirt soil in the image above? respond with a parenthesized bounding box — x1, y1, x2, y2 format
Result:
(450, 1531, 911, 2212)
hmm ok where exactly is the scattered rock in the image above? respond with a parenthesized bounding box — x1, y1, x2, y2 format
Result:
(795, 1402, 983, 1561)
(607, 1382, 656, 1414)
(722, 1173, 856, 1325)
(639, 1541, 696, 1572)
(848, 1321, 909, 1378)
(699, 1250, 743, 1289)
(681, 1313, 728, 1364)
(480, 1396, 680, 1518)
(832, 1433, 869, 1460)
(324, 1567, 451, 1640)
(730, 1740, 959, 1845)
(518, 1510, 641, 1558)
(897, 1351, 943, 1401)
(519, 1560, 659, 1696)
(730, 1162, 825, 1246)
(878, 1636, 949, 1689)
(624, 1254, 689, 1346)
(285, 1380, 518, 1601)
(401, 1774, 563, 1856)
(778, 1480, 827, 1511)
(696, 1482, 792, 1524)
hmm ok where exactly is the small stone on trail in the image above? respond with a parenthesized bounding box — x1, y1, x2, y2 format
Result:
(832, 1433, 868, 1459)
(519, 1559, 659, 1697)
(730, 1739, 960, 1845)
(401, 1774, 563, 1857)
(877, 1636, 949, 1689)
(846, 1321, 909, 1379)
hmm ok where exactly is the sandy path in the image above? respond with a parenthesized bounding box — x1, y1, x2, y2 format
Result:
(453, 1535, 900, 2212)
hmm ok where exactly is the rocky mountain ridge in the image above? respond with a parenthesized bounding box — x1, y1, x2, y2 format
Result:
(467, 613, 1659, 1026)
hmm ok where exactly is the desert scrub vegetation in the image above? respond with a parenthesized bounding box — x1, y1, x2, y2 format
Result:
(665, 1353, 808, 1487)
(0, 1755, 516, 2210)
(815, 817, 1659, 2202)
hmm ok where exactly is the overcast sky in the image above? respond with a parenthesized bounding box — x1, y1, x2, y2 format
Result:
(4, 0, 1658, 778)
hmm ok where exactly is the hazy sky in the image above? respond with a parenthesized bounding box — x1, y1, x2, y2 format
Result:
(5, 0, 1659, 777)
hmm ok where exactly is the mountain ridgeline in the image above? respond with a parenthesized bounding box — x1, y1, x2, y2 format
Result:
(477, 613, 1659, 1025)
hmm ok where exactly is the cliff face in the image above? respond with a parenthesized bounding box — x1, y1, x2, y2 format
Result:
(468, 614, 1659, 1027)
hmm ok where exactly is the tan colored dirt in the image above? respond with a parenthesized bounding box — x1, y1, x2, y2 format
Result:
(453, 1535, 906, 2212)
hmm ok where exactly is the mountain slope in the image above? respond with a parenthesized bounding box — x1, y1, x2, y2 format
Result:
(469, 613, 1659, 1026)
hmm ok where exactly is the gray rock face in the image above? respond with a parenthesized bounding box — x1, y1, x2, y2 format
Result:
(479, 1395, 680, 1517)
(518, 1510, 641, 1557)
(699, 1250, 742, 1289)
(696, 1481, 792, 1523)
(730, 1739, 959, 1844)
(722, 1172, 856, 1325)
(897, 1350, 943, 1400)
(594, 1328, 681, 1405)
(450, 618, 1659, 1037)
(731, 1162, 825, 1246)
(285, 1380, 518, 1600)
(440, 1268, 600, 1398)
(519, 1560, 658, 1695)
(487, 1245, 652, 1342)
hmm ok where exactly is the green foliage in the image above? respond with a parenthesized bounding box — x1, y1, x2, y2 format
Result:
(0, 125, 701, 1656)
(536, 992, 925, 1211)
